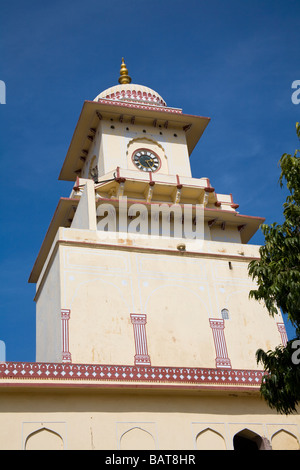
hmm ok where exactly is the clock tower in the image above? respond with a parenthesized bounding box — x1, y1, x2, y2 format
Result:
(30, 58, 285, 381)
(0, 59, 298, 451)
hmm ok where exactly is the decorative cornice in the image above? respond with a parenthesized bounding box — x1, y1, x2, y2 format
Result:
(0, 362, 264, 390)
(96, 98, 182, 114)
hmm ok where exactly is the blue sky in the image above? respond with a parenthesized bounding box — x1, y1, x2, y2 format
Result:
(0, 0, 299, 361)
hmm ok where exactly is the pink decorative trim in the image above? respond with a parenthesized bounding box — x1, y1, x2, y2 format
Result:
(277, 323, 288, 346)
(96, 98, 183, 114)
(0, 362, 264, 387)
(61, 309, 71, 363)
(209, 319, 232, 369)
(102, 89, 167, 107)
(130, 314, 151, 366)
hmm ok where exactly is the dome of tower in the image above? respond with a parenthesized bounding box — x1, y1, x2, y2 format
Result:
(94, 58, 167, 107)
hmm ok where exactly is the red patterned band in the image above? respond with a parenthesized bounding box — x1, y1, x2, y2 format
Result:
(0, 362, 264, 389)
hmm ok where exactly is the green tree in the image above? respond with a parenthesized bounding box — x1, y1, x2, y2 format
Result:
(248, 122, 300, 415)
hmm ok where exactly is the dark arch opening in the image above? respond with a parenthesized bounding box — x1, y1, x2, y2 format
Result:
(233, 429, 263, 450)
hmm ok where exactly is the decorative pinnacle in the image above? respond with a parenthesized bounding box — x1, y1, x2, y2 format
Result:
(118, 57, 131, 84)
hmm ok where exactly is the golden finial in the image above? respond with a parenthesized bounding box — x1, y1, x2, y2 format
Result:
(118, 57, 131, 84)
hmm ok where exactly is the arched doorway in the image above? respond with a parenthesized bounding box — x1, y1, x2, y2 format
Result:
(233, 429, 263, 450)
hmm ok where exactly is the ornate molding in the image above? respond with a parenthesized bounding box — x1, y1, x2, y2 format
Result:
(101, 89, 167, 107)
(0, 362, 264, 388)
(96, 98, 182, 114)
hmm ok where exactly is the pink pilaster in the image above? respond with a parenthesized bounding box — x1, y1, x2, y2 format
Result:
(130, 314, 151, 366)
(209, 318, 231, 369)
(277, 322, 288, 346)
(61, 309, 71, 363)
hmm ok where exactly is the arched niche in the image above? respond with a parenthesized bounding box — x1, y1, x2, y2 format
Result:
(271, 429, 300, 450)
(120, 427, 156, 450)
(196, 428, 226, 450)
(25, 427, 64, 450)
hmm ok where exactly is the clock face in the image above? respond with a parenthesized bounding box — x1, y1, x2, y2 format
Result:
(132, 149, 161, 172)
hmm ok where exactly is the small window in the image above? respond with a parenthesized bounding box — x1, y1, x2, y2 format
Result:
(221, 308, 229, 320)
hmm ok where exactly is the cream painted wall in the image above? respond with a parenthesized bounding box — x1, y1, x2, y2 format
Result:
(0, 390, 299, 450)
(35, 249, 62, 363)
(81, 118, 191, 179)
(209, 224, 242, 243)
(71, 180, 97, 231)
(35, 228, 283, 369)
